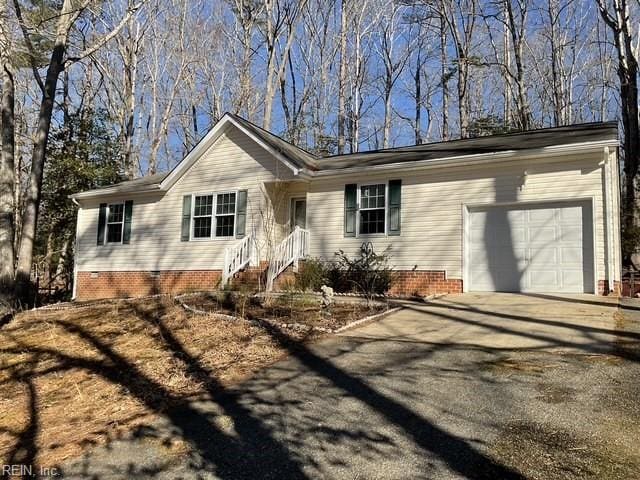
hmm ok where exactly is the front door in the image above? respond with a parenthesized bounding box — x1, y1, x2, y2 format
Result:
(290, 198, 307, 230)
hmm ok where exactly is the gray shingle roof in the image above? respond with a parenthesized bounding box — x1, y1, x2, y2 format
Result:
(73, 172, 168, 198)
(314, 121, 619, 170)
(73, 119, 618, 198)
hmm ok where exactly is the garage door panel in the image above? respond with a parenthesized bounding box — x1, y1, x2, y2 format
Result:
(468, 202, 594, 293)
(560, 226, 582, 241)
(529, 247, 558, 265)
(560, 247, 583, 264)
(528, 208, 556, 224)
(527, 226, 557, 243)
(527, 270, 558, 288)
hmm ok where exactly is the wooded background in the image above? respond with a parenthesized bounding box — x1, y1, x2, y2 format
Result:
(0, 0, 637, 303)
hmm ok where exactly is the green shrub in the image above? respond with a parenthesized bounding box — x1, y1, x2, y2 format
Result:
(294, 258, 328, 292)
(327, 243, 395, 296)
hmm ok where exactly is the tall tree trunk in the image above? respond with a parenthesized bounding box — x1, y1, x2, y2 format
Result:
(597, 0, 640, 264)
(337, 0, 347, 154)
(439, 11, 449, 141)
(0, 0, 15, 291)
(15, 0, 77, 291)
(383, 78, 392, 148)
(414, 51, 422, 145)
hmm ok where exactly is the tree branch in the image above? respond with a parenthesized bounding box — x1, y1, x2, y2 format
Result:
(64, 1, 145, 67)
(11, 0, 44, 92)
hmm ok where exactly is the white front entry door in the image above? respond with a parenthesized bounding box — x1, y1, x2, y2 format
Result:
(468, 201, 594, 293)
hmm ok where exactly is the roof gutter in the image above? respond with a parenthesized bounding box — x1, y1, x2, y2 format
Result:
(69, 184, 163, 201)
(309, 140, 620, 178)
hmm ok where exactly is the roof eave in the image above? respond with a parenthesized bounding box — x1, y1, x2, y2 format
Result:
(69, 184, 163, 201)
(310, 139, 619, 178)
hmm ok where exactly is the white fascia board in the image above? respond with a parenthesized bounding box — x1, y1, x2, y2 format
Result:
(69, 185, 162, 201)
(310, 140, 620, 179)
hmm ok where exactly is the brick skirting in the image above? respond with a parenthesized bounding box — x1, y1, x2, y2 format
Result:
(389, 270, 463, 296)
(76, 270, 222, 300)
(77, 269, 617, 300)
(76, 268, 464, 300)
(598, 280, 621, 296)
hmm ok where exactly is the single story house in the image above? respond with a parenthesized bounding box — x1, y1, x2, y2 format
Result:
(71, 114, 621, 300)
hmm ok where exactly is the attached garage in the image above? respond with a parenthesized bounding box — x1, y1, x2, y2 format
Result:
(466, 201, 595, 293)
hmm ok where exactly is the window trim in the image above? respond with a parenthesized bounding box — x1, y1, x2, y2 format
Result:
(105, 202, 125, 244)
(189, 191, 238, 241)
(289, 196, 307, 232)
(357, 182, 387, 237)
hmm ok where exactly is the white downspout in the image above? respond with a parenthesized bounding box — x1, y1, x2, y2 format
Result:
(602, 147, 615, 293)
(611, 148, 622, 286)
(71, 197, 80, 300)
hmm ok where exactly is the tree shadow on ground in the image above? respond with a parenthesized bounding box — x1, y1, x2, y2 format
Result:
(1, 296, 531, 479)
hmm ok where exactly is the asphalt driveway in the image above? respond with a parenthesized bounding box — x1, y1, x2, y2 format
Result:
(62, 293, 640, 479)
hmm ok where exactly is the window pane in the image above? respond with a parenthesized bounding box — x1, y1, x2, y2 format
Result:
(360, 184, 385, 209)
(108, 204, 124, 223)
(107, 223, 122, 243)
(216, 193, 236, 215)
(194, 217, 212, 238)
(194, 195, 213, 216)
(216, 215, 235, 237)
(360, 209, 385, 234)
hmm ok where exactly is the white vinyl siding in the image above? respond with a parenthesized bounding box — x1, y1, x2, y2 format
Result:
(75, 126, 296, 271)
(306, 153, 609, 281)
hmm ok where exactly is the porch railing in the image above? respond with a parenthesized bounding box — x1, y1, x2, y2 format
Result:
(266, 226, 310, 291)
(221, 234, 258, 287)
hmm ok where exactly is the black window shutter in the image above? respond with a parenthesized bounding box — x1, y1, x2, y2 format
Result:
(123, 200, 133, 244)
(344, 184, 357, 237)
(388, 179, 401, 236)
(181, 195, 192, 241)
(97, 203, 107, 245)
(236, 190, 248, 238)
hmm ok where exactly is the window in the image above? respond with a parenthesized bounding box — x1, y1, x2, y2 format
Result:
(359, 184, 386, 234)
(193, 195, 213, 238)
(215, 192, 236, 237)
(191, 192, 236, 239)
(106, 203, 124, 243)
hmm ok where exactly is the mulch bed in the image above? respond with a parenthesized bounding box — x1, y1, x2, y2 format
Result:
(0, 293, 386, 469)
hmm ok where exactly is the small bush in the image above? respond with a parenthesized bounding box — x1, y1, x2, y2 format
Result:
(294, 258, 328, 292)
(327, 243, 395, 297)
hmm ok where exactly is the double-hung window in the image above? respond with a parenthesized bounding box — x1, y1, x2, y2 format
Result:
(193, 195, 214, 238)
(192, 192, 236, 239)
(359, 184, 386, 235)
(215, 192, 236, 237)
(106, 203, 125, 243)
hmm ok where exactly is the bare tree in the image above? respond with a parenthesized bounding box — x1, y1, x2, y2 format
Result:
(442, 0, 479, 138)
(11, 0, 145, 292)
(377, 0, 411, 148)
(596, 0, 640, 260)
(0, 0, 14, 289)
(262, 0, 307, 130)
(337, 0, 348, 153)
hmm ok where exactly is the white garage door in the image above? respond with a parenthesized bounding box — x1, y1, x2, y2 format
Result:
(468, 202, 594, 293)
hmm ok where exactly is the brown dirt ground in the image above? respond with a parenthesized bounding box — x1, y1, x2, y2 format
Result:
(0, 294, 385, 469)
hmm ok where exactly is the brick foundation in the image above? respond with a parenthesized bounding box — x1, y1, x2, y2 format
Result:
(76, 270, 222, 301)
(76, 267, 464, 300)
(389, 270, 463, 297)
(599, 280, 622, 296)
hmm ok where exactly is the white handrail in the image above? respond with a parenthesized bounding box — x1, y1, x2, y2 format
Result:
(266, 226, 310, 291)
(221, 235, 258, 287)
